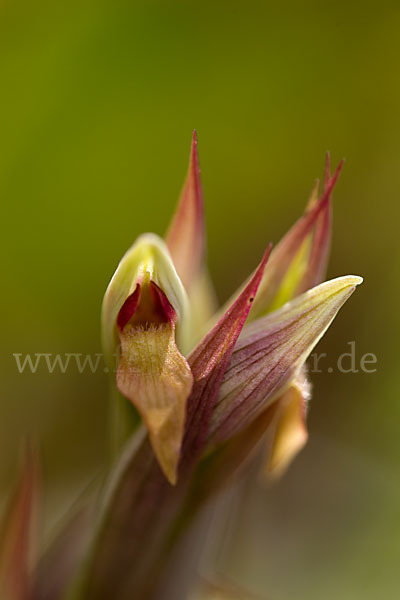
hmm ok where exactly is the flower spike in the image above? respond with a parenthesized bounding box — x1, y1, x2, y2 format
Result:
(78, 141, 362, 597)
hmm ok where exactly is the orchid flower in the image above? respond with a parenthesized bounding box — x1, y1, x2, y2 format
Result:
(2, 134, 362, 600)
(102, 132, 362, 485)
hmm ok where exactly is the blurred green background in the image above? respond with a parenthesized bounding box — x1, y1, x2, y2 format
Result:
(1, 0, 398, 598)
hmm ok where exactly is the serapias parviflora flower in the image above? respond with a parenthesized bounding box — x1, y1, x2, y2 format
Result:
(102, 132, 362, 484)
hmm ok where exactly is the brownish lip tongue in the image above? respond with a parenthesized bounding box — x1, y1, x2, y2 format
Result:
(117, 280, 176, 332)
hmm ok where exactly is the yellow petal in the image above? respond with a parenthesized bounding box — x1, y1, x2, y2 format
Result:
(265, 378, 309, 478)
(117, 321, 193, 484)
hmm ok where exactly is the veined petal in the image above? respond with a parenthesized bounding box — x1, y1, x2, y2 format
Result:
(102, 232, 191, 364)
(180, 246, 272, 468)
(208, 275, 362, 445)
(165, 130, 206, 290)
(263, 371, 311, 478)
(0, 447, 38, 600)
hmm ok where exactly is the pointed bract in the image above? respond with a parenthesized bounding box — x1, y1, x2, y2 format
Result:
(251, 160, 343, 317)
(165, 131, 206, 290)
(295, 153, 342, 295)
(165, 132, 217, 343)
(181, 246, 272, 468)
(212, 158, 343, 326)
(208, 275, 362, 445)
